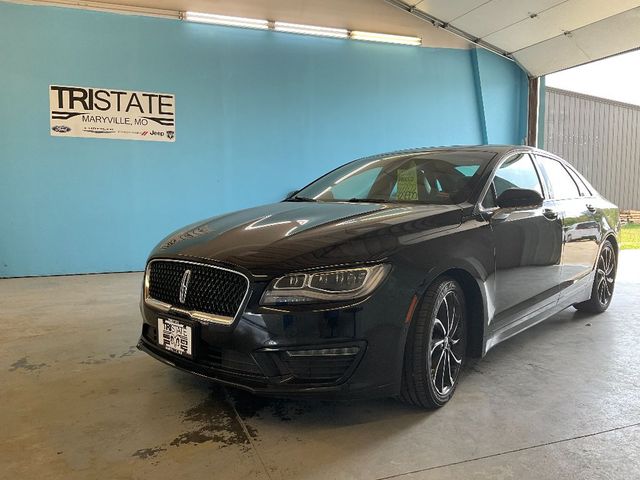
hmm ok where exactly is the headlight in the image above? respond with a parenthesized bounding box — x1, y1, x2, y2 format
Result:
(260, 264, 390, 305)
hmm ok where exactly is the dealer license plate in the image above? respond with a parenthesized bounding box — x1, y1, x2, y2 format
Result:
(157, 318, 193, 358)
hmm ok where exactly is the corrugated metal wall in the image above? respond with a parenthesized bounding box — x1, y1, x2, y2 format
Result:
(544, 87, 640, 210)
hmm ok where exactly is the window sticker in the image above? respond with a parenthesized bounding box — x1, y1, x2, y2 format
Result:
(396, 162, 419, 201)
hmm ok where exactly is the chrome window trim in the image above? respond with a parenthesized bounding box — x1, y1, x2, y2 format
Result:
(144, 258, 251, 326)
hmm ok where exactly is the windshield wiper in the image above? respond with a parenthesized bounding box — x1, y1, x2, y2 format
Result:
(286, 196, 317, 202)
(346, 198, 390, 203)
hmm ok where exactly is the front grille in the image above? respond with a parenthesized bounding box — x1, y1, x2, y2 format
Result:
(147, 260, 248, 318)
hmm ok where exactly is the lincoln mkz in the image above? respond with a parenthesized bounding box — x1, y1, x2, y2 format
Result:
(138, 146, 619, 408)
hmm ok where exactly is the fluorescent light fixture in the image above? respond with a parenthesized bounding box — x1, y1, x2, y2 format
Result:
(350, 30, 421, 46)
(184, 11, 269, 30)
(274, 21, 348, 39)
(182, 11, 421, 47)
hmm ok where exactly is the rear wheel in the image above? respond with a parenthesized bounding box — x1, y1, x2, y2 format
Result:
(574, 239, 617, 313)
(401, 277, 467, 408)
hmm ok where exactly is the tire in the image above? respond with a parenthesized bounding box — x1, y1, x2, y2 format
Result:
(400, 277, 467, 409)
(574, 239, 617, 313)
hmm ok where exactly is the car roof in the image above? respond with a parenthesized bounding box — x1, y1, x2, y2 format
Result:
(368, 145, 565, 162)
(386, 145, 529, 155)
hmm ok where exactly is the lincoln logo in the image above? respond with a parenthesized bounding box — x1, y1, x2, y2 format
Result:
(179, 269, 192, 304)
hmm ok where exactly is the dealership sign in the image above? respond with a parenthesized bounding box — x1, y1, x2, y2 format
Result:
(49, 85, 175, 142)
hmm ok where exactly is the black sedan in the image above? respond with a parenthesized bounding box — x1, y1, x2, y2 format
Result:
(138, 146, 619, 408)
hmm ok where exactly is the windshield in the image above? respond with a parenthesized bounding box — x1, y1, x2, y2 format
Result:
(292, 151, 495, 205)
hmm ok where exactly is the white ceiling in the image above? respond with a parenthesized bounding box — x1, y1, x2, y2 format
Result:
(22, 0, 640, 76)
(24, 0, 469, 49)
(404, 0, 640, 76)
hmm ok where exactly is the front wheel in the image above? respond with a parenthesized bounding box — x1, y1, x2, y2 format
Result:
(574, 239, 617, 313)
(401, 277, 467, 409)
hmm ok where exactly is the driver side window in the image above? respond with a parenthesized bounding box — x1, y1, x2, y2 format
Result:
(482, 153, 543, 208)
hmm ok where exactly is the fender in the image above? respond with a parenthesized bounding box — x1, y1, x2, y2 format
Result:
(400, 255, 493, 360)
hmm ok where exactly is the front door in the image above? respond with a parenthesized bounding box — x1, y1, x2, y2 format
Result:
(482, 153, 563, 328)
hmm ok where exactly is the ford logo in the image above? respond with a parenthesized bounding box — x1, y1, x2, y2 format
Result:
(52, 125, 71, 133)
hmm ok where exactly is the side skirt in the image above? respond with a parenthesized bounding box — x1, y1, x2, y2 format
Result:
(483, 271, 595, 354)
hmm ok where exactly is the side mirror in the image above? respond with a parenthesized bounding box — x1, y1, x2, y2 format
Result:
(284, 190, 299, 200)
(496, 188, 543, 209)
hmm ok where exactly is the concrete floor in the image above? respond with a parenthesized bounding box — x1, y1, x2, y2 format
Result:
(2, 252, 639, 480)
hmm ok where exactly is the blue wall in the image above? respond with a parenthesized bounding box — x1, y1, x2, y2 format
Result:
(0, 2, 527, 277)
(471, 48, 528, 145)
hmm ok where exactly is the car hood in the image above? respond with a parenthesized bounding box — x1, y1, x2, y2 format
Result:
(150, 201, 462, 276)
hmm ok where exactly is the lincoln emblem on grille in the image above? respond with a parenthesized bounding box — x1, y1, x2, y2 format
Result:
(179, 269, 192, 304)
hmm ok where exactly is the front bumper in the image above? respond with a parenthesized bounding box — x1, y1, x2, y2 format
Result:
(137, 335, 377, 397)
(138, 279, 412, 399)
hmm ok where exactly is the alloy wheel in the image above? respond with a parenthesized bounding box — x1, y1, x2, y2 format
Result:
(429, 289, 465, 397)
(596, 243, 616, 306)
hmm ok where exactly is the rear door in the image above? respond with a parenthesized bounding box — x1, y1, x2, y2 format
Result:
(534, 155, 600, 291)
(481, 153, 563, 327)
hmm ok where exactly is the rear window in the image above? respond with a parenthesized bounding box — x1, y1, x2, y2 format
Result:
(537, 156, 581, 200)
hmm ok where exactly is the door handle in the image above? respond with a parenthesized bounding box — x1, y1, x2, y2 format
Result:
(543, 208, 558, 220)
(586, 204, 596, 213)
